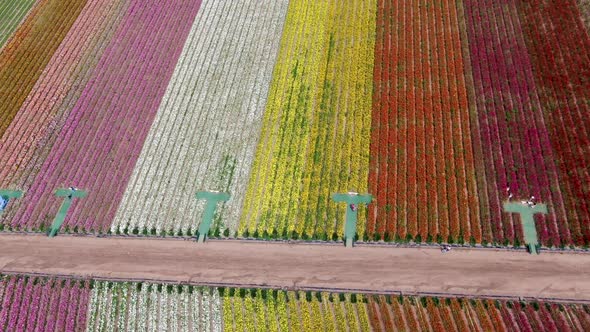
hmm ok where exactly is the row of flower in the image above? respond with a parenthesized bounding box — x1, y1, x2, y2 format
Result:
(580, 1, 590, 30)
(110, 0, 290, 237)
(368, 0, 481, 244)
(238, 0, 377, 241)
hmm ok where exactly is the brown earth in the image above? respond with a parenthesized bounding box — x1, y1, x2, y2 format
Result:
(0, 234, 589, 301)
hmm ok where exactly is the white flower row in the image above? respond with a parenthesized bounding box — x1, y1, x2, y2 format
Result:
(85, 282, 101, 331)
(211, 288, 222, 332)
(137, 284, 148, 332)
(112, 0, 290, 236)
(106, 283, 118, 330)
(127, 285, 138, 331)
(192, 289, 201, 330)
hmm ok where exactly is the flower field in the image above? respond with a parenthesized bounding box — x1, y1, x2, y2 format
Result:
(365, 294, 590, 331)
(86, 281, 223, 331)
(0, 0, 36, 48)
(0, 275, 91, 331)
(239, 0, 376, 240)
(0, 0, 203, 233)
(368, 0, 480, 244)
(0, 0, 589, 247)
(111, 0, 289, 236)
(0, 274, 588, 331)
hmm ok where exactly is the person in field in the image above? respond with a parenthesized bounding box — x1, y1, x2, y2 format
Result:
(441, 245, 452, 253)
(68, 186, 78, 199)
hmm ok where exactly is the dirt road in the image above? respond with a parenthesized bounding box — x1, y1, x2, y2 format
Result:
(0, 234, 589, 301)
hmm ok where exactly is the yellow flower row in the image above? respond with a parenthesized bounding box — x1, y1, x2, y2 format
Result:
(254, 290, 266, 330)
(243, 293, 256, 331)
(321, 292, 337, 332)
(332, 292, 348, 331)
(356, 295, 372, 331)
(222, 293, 234, 332)
(240, 0, 377, 239)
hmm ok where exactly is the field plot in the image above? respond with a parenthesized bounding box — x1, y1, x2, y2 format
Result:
(0, 0, 129, 202)
(368, 0, 480, 244)
(223, 289, 371, 331)
(461, 0, 569, 246)
(0, 0, 87, 137)
(366, 0, 590, 247)
(0, 0, 37, 48)
(0, 275, 90, 331)
(239, 0, 377, 240)
(366, 295, 590, 331)
(517, 0, 590, 246)
(111, 0, 289, 236)
(0, 0, 589, 247)
(86, 281, 222, 331)
(3, 0, 202, 233)
(0, 274, 589, 331)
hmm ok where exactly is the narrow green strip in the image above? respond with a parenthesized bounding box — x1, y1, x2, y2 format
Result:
(503, 201, 548, 254)
(49, 188, 87, 237)
(332, 193, 372, 247)
(195, 191, 230, 243)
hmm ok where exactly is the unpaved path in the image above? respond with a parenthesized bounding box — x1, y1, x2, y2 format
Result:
(0, 234, 589, 301)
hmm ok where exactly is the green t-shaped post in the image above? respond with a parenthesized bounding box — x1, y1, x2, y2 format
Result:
(0, 190, 23, 214)
(49, 188, 87, 237)
(332, 193, 372, 247)
(503, 201, 548, 255)
(195, 191, 230, 243)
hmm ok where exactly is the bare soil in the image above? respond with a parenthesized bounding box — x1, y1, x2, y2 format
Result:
(0, 234, 589, 301)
